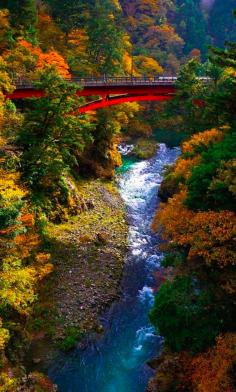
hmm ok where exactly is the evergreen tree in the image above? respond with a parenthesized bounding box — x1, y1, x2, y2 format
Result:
(208, 0, 236, 47)
(46, 0, 88, 33)
(17, 69, 94, 196)
(208, 11, 236, 128)
(149, 276, 233, 353)
(0, 0, 37, 39)
(174, 0, 207, 56)
(87, 0, 125, 75)
(186, 133, 236, 212)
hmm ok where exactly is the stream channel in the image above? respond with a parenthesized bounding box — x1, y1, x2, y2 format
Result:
(49, 143, 180, 392)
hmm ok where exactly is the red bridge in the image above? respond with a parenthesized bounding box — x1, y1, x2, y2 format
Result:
(6, 77, 208, 113)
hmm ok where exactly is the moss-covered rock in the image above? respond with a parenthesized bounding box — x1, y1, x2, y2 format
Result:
(158, 176, 180, 202)
(79, 140, 122, 179)
(132, 138, 158, 159)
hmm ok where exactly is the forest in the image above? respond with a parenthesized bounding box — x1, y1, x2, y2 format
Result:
(0, 0, 235, 391)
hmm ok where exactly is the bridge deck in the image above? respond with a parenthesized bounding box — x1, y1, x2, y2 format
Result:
(13, 76, 179, 89)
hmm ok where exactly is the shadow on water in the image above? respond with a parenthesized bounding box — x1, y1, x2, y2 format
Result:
(48, 144, 180, 392)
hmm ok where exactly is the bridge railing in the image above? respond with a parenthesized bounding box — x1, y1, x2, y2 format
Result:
(13, 76, 211, 89)
(70, 76, 179, 86)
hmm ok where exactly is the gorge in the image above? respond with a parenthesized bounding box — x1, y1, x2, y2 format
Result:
(48, 144, 179, 392)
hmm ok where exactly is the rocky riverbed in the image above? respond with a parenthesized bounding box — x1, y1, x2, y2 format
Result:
(27, 179, 128, 368)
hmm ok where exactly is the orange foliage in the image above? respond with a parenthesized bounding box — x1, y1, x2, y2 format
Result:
(19, 40, 70, 78)
(153, 189, 236, 267)
(182, 128, 225, 154)
(37, 51, 70, 78)
(0, 167, 53, 315)
(173, 156, 200, 180)
(35, 253, 51, 263)
(188, 48, 201, 61)
(14, 233, 40, 258)
(146, 24, 184, 47)
(19, 213, 35, 227)
(190, 334, 236, 392)
(37, 12, 66, 52)
(34, 263, 54, 280)
(164, 128, 227, 188)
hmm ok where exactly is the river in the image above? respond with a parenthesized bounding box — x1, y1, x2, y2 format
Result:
(48, 143, 179, 392)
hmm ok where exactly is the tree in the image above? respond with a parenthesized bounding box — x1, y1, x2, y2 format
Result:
(87, 0, 125, 75)
(186, 132, 236, 212)
(173, 0, 207, 56)
(120, 0, 184, 73)
(153, 189, 236, 267)
(208, 17, 236, 128)
(0, 9, 11, 52)
(191, 333, 236, 392)
(4, 39, 71, 79)
(208, 0, 236, 47)
(162, 59, 209, 134)
(134, 55, 163, 75)
(0, 0, 38, 41)
(36, 11, 66, 53)
(46, 0, 87, 33)
(17, 69, 94, 208)
(0, 167, 53, 315)
(149, 276, 229, 353)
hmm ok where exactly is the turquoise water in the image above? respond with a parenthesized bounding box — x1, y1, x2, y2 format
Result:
(48, 144, 179, 392)
(116, 155, 139, 174)
(153, 129, 187, 148)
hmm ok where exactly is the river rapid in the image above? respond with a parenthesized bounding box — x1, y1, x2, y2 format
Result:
(49, 143, 179, 392)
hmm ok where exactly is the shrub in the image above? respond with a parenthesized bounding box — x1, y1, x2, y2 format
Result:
(149, 276, 228, 353)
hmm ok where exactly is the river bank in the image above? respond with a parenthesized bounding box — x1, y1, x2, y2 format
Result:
(26, 179, 128, 369)
(25, 134, 158, 375)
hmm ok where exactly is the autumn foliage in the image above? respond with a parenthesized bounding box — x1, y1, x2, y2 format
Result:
(153, 128, 236, 268)
(182, 128, 225, 154)
(150, 31, 236, 390)
(0, 0, 235, 390)
(189, 334, 236, 392)
(153, 189, 236, 267)
(150, 334, 236, 392)
(0, 167, 53, 317)
(17, 39, 70, 78)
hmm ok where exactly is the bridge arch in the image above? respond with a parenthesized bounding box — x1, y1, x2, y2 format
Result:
(78, 93, 174, 113)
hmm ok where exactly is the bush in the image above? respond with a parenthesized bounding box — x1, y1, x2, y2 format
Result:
(149, 276, 228, 353)
(132, 138, 158, 159)
(0, 202, 22, 230)
(59, 326, 83, 351)
(186, 132, 236, 211)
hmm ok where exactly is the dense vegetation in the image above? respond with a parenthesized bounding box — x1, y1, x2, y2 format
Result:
(149, 14, 236, 392)
(0, 0, 235, 391)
